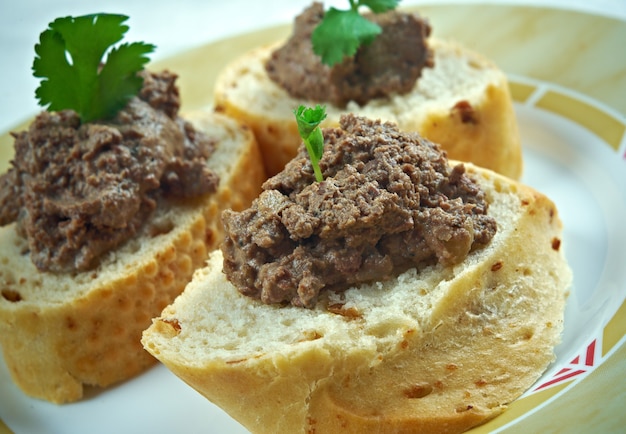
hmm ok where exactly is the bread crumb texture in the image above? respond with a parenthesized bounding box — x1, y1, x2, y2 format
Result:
(214, 38, 523, 179)
(0, 112, 265, 403)
(143, 163, 571, 433)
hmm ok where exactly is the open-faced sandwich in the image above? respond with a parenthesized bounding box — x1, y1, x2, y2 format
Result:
(142, 108, 571, 433)
(0, 13, 265, 404)
(214, 1, 523, 179)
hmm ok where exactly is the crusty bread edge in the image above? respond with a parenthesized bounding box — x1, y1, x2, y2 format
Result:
(142, 162, 570, 433)
(214, 39, 523, 179)
(0, 112, 265, 404)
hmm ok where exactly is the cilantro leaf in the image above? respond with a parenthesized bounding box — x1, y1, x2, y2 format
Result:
(311, 8, 381, 67)
(94, 42, 154, 122)
(311, 0, 401, 66)
(294, 105, 327, 182)
(33, 14, 155, 123)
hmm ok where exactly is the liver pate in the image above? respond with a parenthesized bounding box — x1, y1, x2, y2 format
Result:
(0, 70, 219, 273)
(221, 114, 496, 308)
(265, 2, 433, 107)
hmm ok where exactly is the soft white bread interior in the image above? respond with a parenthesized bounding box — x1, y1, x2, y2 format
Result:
(214, 38, 523, 179)
(142, 162, 570, 434)
(0, 111, 265, 404)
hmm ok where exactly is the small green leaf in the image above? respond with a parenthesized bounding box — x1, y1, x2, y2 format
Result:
(310, 0, 401, 66)
(294, 105, 327, 182)
(32, 13, 155, 123)
(311, 8, 381, 66)
(33, 27, 80, 113)
(308, 127, 325, 161)
(294, 104, 327, 138)
(96, 42, 155, 120)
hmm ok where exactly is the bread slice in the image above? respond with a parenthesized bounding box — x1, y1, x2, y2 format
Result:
(142, 162, 570, 433)
(0, 111, 265, 404)
(214, 38, 523, 179)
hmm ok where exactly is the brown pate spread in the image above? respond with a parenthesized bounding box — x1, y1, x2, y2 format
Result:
(0, 70, 219, 273)
(265, 2, 434, 108)
(221, 114, 496, 308)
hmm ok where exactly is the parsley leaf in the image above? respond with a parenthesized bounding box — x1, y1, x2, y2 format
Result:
(311, 0, 401, 66)
(294, 105, 327, 182)
(312, 9, 380, 67)
(33, 14, 155, 123)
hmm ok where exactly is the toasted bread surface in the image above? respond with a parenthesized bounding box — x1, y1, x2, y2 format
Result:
(0, 111, 265, 404)
(142, 163, 570, 433)
(214, 39, 523, 179)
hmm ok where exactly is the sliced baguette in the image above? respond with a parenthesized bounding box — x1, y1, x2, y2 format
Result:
(0, 111, 265, 404)
(214, 38, 523, 179)
(142, 162, 570, 434)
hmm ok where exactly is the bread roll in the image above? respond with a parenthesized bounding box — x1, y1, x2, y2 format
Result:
(214, 38, 523, 179)
(142, 162, 570, 434)
(0, 111, 265, 404)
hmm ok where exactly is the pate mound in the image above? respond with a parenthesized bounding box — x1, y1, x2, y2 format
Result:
(221, 114, 498, 308)
(214, 37, 522, 180)
(142, 161, 571, 434)
(0, 111, 265, 404)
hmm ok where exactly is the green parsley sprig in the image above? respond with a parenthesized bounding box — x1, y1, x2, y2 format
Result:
(294, 105, 327, 182)
(33, 13, 155, 123)
(311, 0, 401, 66)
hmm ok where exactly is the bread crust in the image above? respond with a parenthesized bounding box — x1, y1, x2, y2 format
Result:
(142, 163, 570, 434)
(0, 111, 265, 404)
(214, 39, 523, 179)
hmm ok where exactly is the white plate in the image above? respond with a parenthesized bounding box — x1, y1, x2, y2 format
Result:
(1, 3, 625, 433)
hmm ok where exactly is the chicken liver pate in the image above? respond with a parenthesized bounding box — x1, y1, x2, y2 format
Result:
(0, 70, 219, 272)
(265, 2, 433, 108)
(221, 114, 496, 308)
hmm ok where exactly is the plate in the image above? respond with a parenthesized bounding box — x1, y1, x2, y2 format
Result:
(1, 3, 625, 433)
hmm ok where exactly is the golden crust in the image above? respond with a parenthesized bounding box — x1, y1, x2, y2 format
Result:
(0, 219, 208, 402)
(142, 163, 570, 433)
(214, 39, 523, 179)
(414, 81, 522, 182)
(0, 111, 265, 404)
